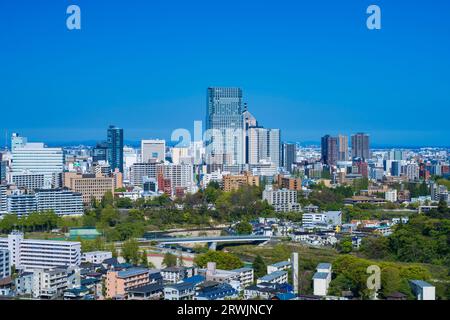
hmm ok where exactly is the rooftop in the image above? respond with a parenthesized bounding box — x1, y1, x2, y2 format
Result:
(258, 271, 287, 282)
(117, 268, 149, 278)
(270, 261, 291, 268)
(317, 263, 332, 270)
(313, 272, 329, 280)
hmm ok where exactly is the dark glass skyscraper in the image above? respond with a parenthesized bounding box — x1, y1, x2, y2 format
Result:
(107, 125, 124, 173)
(282, 142, 296, 173)
(205, 87, 245, 165)
(321, 135, 338, 166)
(351, 133, 370, 161)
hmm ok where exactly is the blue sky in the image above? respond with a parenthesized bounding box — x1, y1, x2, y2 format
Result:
(1, 0, 449, 147)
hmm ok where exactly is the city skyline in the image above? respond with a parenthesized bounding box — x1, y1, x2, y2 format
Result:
(1, 1, 450, 147)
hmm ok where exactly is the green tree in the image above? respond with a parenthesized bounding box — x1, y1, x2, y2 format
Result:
(337, 237, 353, 254)
(194, 251, 244, 270)
(253, 255, 267, 278)
(140, 250, 149, 267)
(121, 239, 140, 265)
(235, 221, 253, 235)
(162, 252, 178, 267)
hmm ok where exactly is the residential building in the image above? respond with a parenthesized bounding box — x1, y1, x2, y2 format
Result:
(0, 249, 10, 279)
(196, 283, 238, 300)
(127, 283, 164, 300)
(164, 282, 195, 300)
(257, 271, 288, 285)
(229, 267, 254, 288)
(248, 127, 281, 167)
(106, 268, 150, 299)
(81, 251, 113, 264)
(267, 261, 291, 274)
(7, 193, 37, 217)
(31, 268, 70, 299)
(223, 172, 259, 192)
(321, 135, 338, 166)
(385, 189, 398, 202)
(107, 125, 124, 173)
(351, 133, 370, 161)
(141, 140, 166, 163)
(0, 231, 81, 270)
(262, 185, 301, 212)
(337, 135, 349, 161)
(0, 185, 7, 215)
(161, 266, 196, 284)
(276, 175, 302, 191)
(313, 263, 332, 296)
(11, 173, 45, 190)
(35, 189, 84, 216)
(130, 162, 157, 187)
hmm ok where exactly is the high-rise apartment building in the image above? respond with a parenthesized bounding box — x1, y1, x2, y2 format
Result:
(0, 185, 7, 215)
(321, 135, 338, 166)
(107, 125, 124, 173)
(205, 87, 245, 165)
(337, 135, 349, 162)
(0, 249, 10, 279)
(141, 139, 166, 163)
(248, 127, 281, 167)
(130, 162, 157, 187)
(351, 133, 370, 161)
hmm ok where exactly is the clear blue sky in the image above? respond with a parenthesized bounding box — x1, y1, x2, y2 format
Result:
(1, 0, 449, 147)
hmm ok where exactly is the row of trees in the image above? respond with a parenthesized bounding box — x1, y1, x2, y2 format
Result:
(0, 211, 59, 233)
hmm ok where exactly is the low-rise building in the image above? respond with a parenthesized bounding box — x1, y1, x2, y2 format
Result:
(257, 271, 288, 285)
(267, 261, 291, 274)
(409, 280, 435, 300)
(164, 282, 195, 300)
(105, 268, 150, 299)
(82, 251, 113, 264)
(313, 263, 332, 296)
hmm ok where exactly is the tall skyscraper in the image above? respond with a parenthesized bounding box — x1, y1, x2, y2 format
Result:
(337, 135, 349, 162)
(107, 125, 124, 173)
(11, 133, 27, 151)
(205, 87, 245, 165)
(248, 127, 281, 167)
(243, 107, 258, 164)
(321, 135, 338, 166)
(282, 142, 297, 173)
(141, 139, 166, 163)
(351, 133, 370, 161)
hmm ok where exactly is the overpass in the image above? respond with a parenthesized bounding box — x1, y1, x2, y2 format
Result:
(142, 235, 271, 250)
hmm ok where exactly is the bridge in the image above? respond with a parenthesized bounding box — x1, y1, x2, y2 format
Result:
(141, 235, 271, 250)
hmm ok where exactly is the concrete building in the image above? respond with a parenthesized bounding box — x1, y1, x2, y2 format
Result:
(0, 184, 7, 215)
(11, 141, 64, 189)
(385, 189, 398, 203)
(164, 282, 195, 300)
(30, 268, 70, 299)
(302, 211, 342, 226)
(337, 135, 349, 162)
(313, 263, 332, 296)
(11, 173, 45, 190)
(0, 231, 81, 270)
(262, 185, 301, 212)
(64, 172, 115, 204)
(291, 252, 299, 294)
(409, 280, 435, 300)
(282, 143, 296, 173)
(223, 173, 259, 192)
(130, 162, 157, 187)
(321, 135, 338, 166)
(267, 261, 291, 274)
(351, 133, 370, 161)
(106, 268, 150, 299)
(81, 251, 113, 264)
(156, 163, 195, 194)
(7, 193, 37, 217)
(248, 127, 281, 167)
(0, 249, 10, 279)
(35, 189, 84, 216)
(257, 270, 288, 285)
(141, 140, 166, 163)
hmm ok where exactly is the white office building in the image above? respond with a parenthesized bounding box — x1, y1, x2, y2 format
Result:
(141, 140, 166, 163)
(11, 141, 64, 188)
(247, 127, 281, 167)
(0, 231, 81, 270)
(157, 163, 195, 193)
(7, 193, 37, 217)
